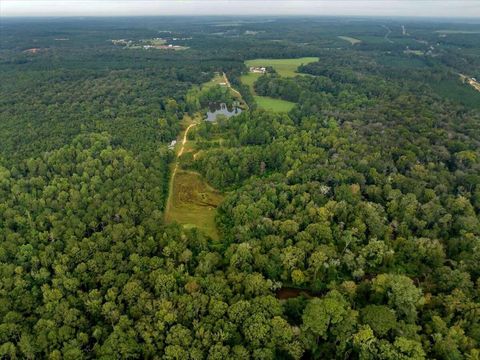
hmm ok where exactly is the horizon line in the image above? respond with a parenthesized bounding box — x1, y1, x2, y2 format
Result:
(2, 14, 480, 19)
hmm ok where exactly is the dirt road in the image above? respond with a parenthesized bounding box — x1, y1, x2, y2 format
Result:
(223, 72, 242, 97)
(172, 121, 197, 183)
(165, 119, 198, 217)
(460, 73, 480, 93)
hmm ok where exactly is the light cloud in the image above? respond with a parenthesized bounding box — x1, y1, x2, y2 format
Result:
(1, 0, 480, 18)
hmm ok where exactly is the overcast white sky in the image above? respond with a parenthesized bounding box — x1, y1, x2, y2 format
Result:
(1, 0, 480, 18)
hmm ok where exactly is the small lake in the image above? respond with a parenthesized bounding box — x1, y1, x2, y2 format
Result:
(205, 103, 242, 122)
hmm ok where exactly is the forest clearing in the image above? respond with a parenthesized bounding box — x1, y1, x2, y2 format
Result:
(338, 36, 362, 45)
(254, 95, 296, 112)
(164, 113, 223, 239)
(201, 72, 227, 89)
(165, 169, 223, 239)
(241, 70, 295, 111)
(163, 71, 244, 239)
(244, 57, 319, 77)
(460, 73, 480, 92)
(201, 72, 247, 108)
(240, 57, 319, 111)
(164, 115, 197, 219)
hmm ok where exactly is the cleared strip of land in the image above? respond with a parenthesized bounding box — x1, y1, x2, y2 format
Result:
(460, 73, 480, 93)
(165, 73, 245, 239)
(245, 57, 319, 77)
(164, 113, 224, 239)
(166, 169, 223, 239)
(338, 36, 362, 45)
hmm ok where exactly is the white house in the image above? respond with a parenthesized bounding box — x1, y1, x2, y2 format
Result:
(250, 66, 266, 74)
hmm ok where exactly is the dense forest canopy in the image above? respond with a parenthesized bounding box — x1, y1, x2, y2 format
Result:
(1, 16, 480, 359)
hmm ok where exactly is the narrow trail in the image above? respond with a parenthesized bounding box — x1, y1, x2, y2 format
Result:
(164, 74, 247, 228)
(172, 121, 197, 183)
(165, 120, 198, 218)
(222, 72, 241, 97)
(178, 123, 197, 158)
(223, 72, 250, 110)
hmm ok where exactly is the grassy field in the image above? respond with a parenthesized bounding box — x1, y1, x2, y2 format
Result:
(202, 73, 226, 89)
(164, 113, 224, 239)
(148, 38, 167, 45)
(404, 49, 424, 56)
(240, 72, 260, 92)
(338, 36, 362, 45)
(202, 72, 245, 106)
(240, 63, 299, 112)
(245, 57, 319, 77)
(166, 170, 223, 239)
(254, 96, 295, 112)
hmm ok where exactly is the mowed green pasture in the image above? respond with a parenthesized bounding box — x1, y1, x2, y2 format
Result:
(240, 72, 260, 92)
(241, 73, 295, 112)
(254, 96, 295, 112)
(245, 57, 319, 77)
(241, 58, 314, 112)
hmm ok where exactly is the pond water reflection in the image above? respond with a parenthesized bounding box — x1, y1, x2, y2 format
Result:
(205, 103, 242, 122)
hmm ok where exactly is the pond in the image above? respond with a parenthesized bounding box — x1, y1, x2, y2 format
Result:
(205, 103, 242, 122)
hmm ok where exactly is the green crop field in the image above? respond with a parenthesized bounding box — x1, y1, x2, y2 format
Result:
(245, 57, 319, 77)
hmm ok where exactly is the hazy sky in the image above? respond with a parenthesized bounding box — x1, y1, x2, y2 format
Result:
(1, 0, 480, 18)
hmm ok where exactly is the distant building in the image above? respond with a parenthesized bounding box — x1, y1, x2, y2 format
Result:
(24, 48, 41, 54)
(250, 66, 266, 74)
(112, 39, 129, 45)
(168, 140, 177, 150)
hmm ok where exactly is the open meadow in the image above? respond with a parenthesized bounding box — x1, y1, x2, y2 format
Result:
(164, 114, 224, 240)
(254, 95, 295, 112)
(165, 169, 223, 239)
(241, 57, 320, 111)
(240, 72, 295, 112)
(245, 57, 319, 77)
